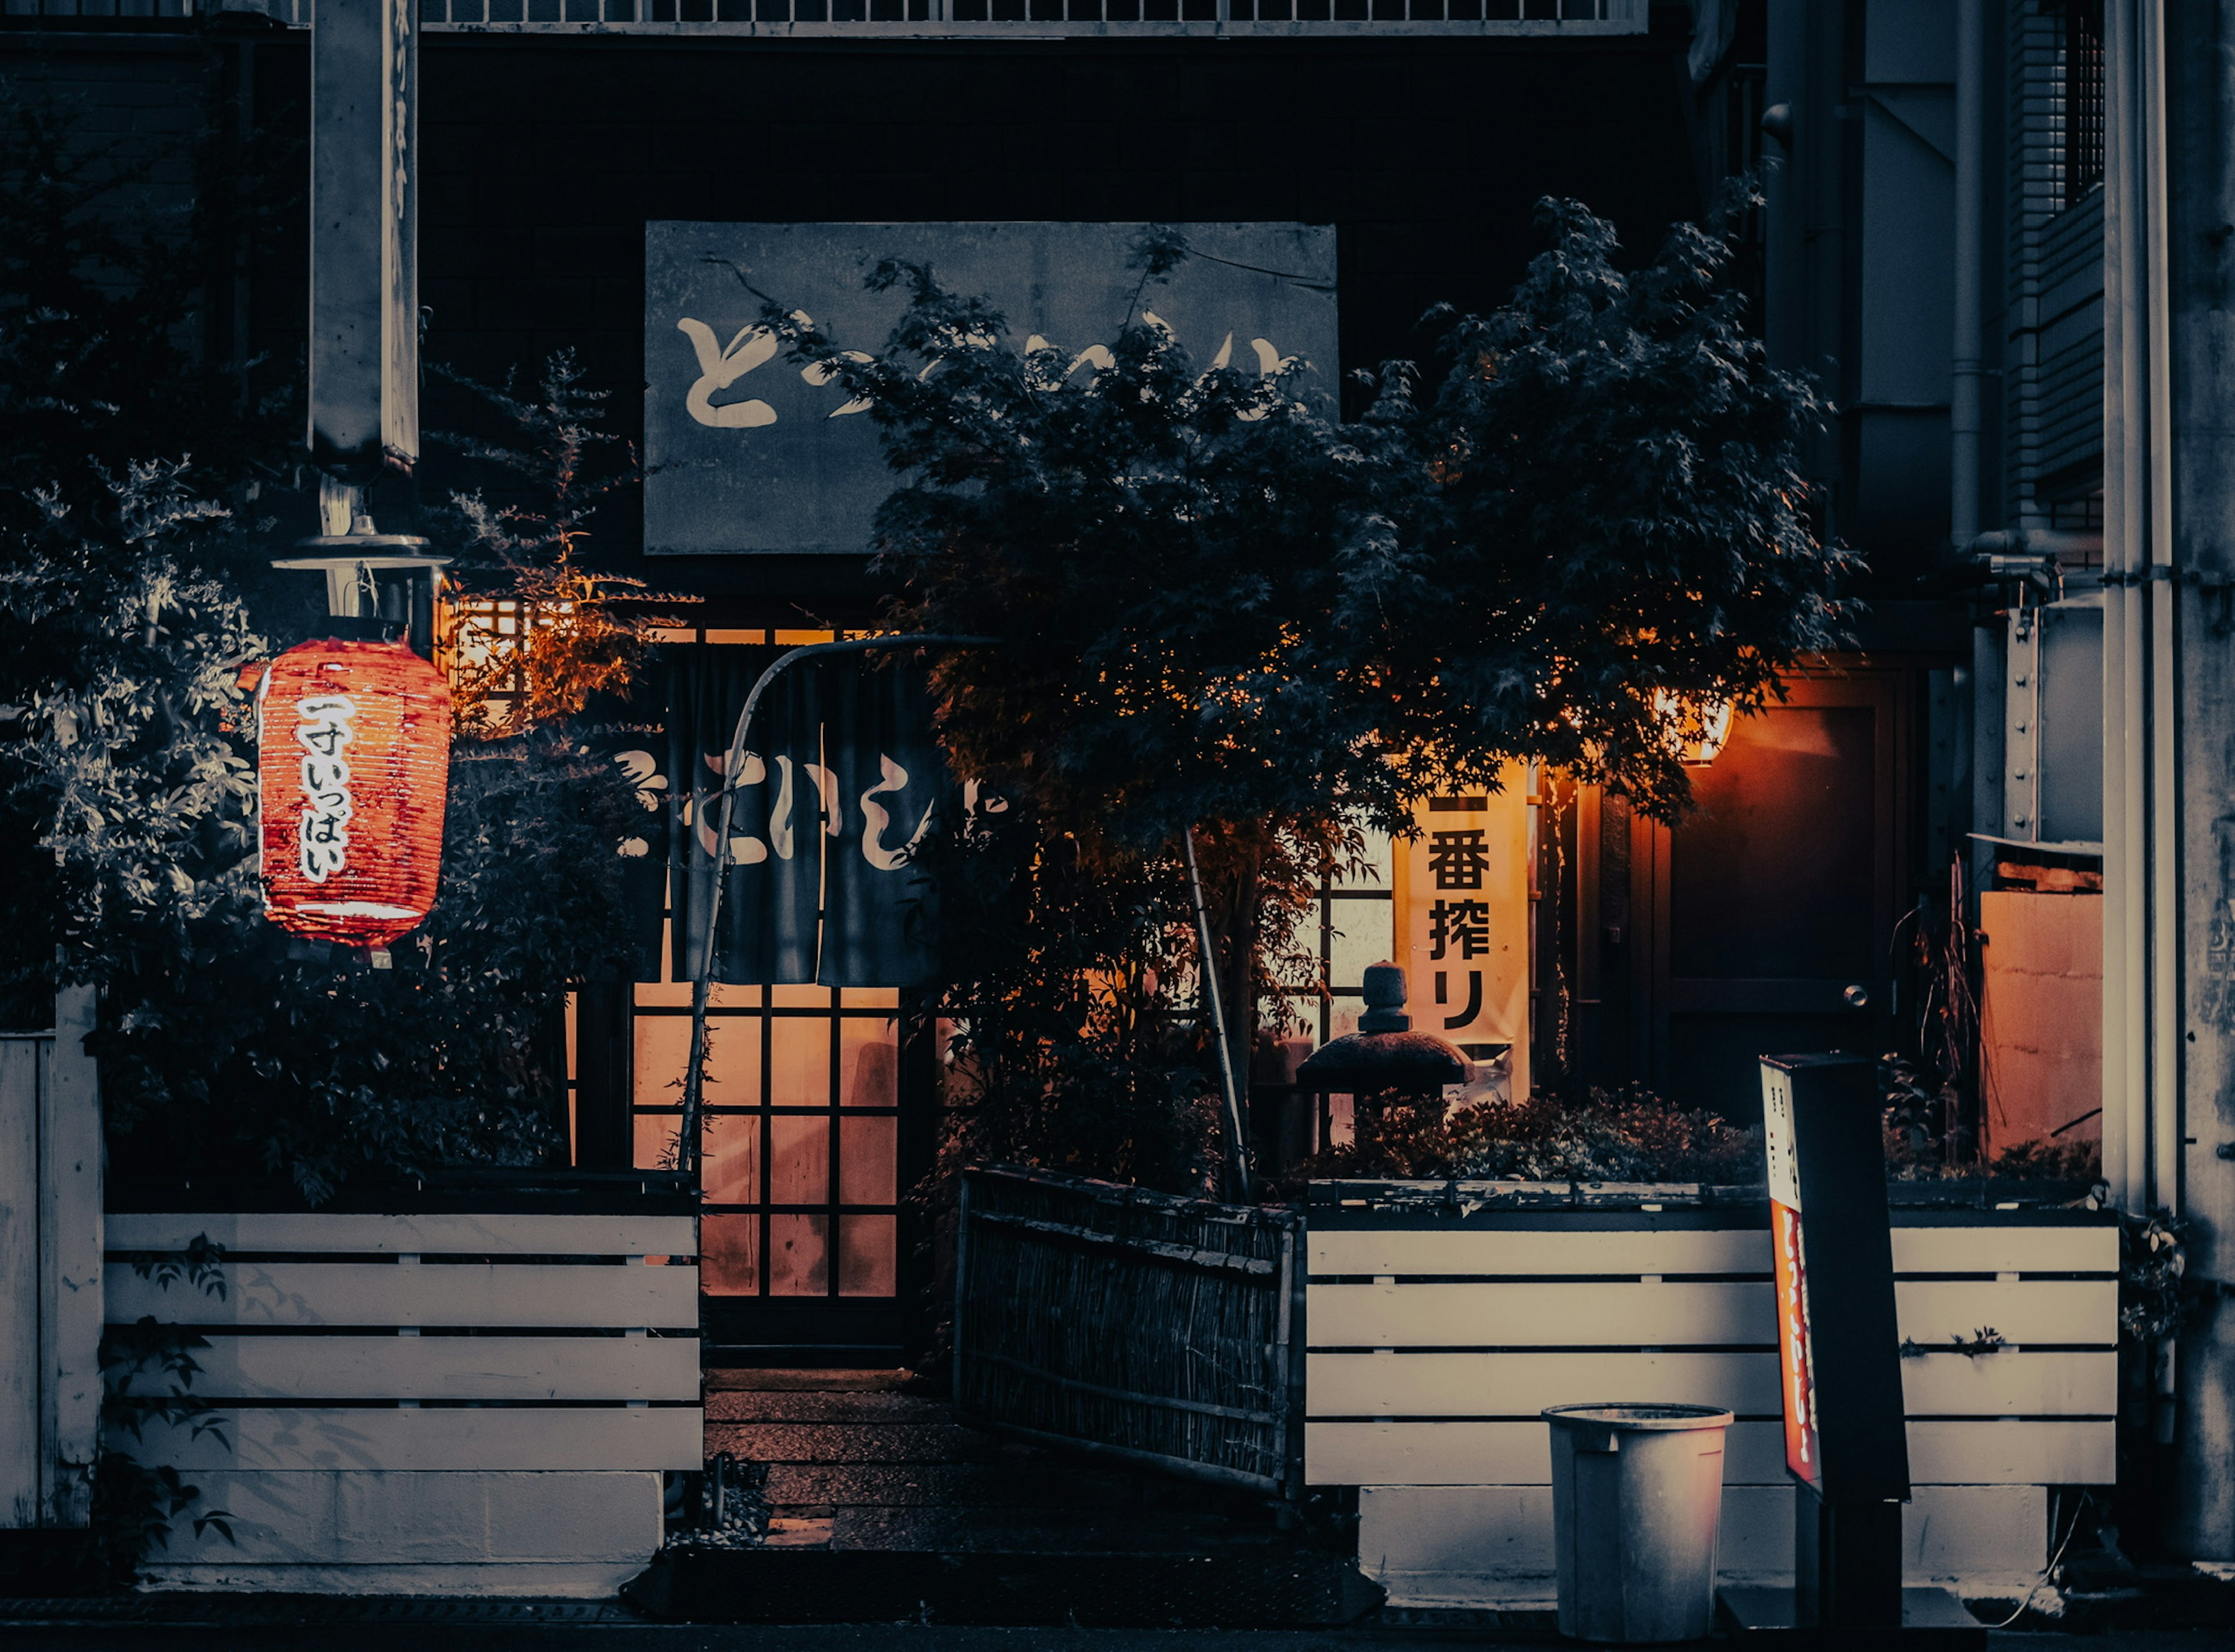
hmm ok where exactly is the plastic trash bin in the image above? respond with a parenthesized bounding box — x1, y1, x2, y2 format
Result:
(1542, 1402, 1735, 1643)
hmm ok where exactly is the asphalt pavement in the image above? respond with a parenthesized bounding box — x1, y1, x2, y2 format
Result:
(0, 1612, 2227, 1651)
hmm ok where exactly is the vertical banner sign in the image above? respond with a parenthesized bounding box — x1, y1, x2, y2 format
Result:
(1761, 1062, 1824, 1488)
(1394, 770, 1530, 1099)
(665, 647, 942, 987)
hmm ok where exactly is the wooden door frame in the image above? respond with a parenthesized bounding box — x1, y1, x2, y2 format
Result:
(1629, 663, 1916, 1097)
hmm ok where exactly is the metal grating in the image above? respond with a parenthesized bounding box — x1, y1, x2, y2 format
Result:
(6, 0, 1645, 33)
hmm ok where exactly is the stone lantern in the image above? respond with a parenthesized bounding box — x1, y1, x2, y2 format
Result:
(1296, 961, 1471, 1152)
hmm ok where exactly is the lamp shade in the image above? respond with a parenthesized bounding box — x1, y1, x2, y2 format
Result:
(258, 637, 452, 946)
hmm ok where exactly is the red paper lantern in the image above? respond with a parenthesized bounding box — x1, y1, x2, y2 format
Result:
(258, 637, 452, 947)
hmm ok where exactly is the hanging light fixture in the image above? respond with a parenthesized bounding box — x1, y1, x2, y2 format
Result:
(258, 636, 451, 947)
(1654, 691, 1736, 767)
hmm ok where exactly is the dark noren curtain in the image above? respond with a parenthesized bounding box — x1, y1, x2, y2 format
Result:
(663, 646, 941, 986)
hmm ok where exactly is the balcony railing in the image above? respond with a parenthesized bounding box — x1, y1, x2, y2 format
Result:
(5, 0, 1648, 36)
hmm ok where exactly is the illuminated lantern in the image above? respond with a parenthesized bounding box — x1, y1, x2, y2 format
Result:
(1652, 691, 1735, 767)
(258, 637, 452, 947)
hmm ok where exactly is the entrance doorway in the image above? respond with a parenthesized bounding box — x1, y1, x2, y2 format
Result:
(629, 978, 931, 1363)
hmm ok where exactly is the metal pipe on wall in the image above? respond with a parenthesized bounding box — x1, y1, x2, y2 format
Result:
(2101, 0, 2150, 1217)
(1950, 0, 1984, 549)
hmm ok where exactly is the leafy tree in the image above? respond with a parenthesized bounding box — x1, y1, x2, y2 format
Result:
(430, 351, 681, 737)
(1360, 196, 1854, 820)
(2, 104, 658, 1194)
(754, 192, 1847, 1190)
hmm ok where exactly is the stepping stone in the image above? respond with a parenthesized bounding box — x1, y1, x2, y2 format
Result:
(704, 1388, 955, 1423)
(702, 1420, 993, 1464)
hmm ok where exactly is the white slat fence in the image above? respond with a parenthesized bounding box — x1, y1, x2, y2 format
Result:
(106, 1209, 701, 1594)
(1, 989, 104, 1535)
(1303, 1192, 2119, 1607)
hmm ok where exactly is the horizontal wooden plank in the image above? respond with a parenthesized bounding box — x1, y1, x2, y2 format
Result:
(113, 1336, 701, 1402)
(1308, 1351, 1782, 1417)
(1890, 1225, 2117, 1274)
(1308, 1225, 2115, 1278)
(1307, 1349, 2115, 1420)
(1308, 1281, 1776, 1348)
(1907, 1419, 2115, 1485)
(104, 1263, 700, 1330)
(107, 1213, 697, 1257)
(1901, 1349, 2116, 1416)
(126, 1470, 665, 1566)
(111, 1406, 704, 1473)
(1306, 1418, 2113, 1488)
(1305, 1278, 2115, 1349)
(1895, 1279, 2116, 1345)
(1311, 1228, 1768, 1278)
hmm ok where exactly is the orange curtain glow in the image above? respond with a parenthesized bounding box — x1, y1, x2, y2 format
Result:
(257, 637, 452, 947)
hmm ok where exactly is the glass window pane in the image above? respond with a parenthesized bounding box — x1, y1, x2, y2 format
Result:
(768, 1213, 829, 1296)
(635, 1012, 761, 1108)
(770, 1015, 831, 1104)
(634, 1110, 684, 1171)
(839, 1114, 897, 1206)
(1326, 898, 1391, 993)
(702, 1111, 761, 1205)
(1336, 824, 1393, 892)
(1327, 994, 1363, 1042)
(838, 1214, 896, 1296)
(701, 1213, 760, 1295)
(839, 1018, 899, 1108)
(841, 987, 902, 1008)
(769, 983, 833, 1008)
(769, 1114, 829, 1204)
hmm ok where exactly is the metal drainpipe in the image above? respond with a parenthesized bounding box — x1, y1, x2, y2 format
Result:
(1951, 0, 1985, 550)
(2139, 0, 2181, 1223)
(2103, 0, 2152, 1218)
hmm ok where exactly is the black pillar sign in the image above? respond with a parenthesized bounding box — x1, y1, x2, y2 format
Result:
(1718, 1055, 1984, 1644)
(1758, 1053, 1910, 1508)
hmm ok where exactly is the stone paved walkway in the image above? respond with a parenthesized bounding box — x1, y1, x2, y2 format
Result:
(702, 1370, 1299, 1556)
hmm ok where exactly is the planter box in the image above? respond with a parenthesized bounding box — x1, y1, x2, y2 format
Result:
(1303, 1182, 2118, 1608)
(107, 1208, 702, 1596)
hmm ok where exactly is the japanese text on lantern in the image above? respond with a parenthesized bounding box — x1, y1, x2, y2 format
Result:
(295, 694, 358, 883)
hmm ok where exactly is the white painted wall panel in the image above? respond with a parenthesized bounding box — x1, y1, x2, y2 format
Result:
(130, 1469, 665, 1565)
(1357, 1483, 2048, 1608)
(1308, 1417, 2111, 1487)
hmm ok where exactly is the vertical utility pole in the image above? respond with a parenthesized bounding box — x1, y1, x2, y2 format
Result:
(2106, 0, 2234, 1561)
(276, 0, 444, 637)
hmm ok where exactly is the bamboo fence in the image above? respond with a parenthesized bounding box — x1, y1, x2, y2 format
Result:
(953, 1166, 1304, 1495)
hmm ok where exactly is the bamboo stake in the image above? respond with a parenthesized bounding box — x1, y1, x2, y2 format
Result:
(679, 634, 994, 1175)
(1184, 825, 1254, 1203)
